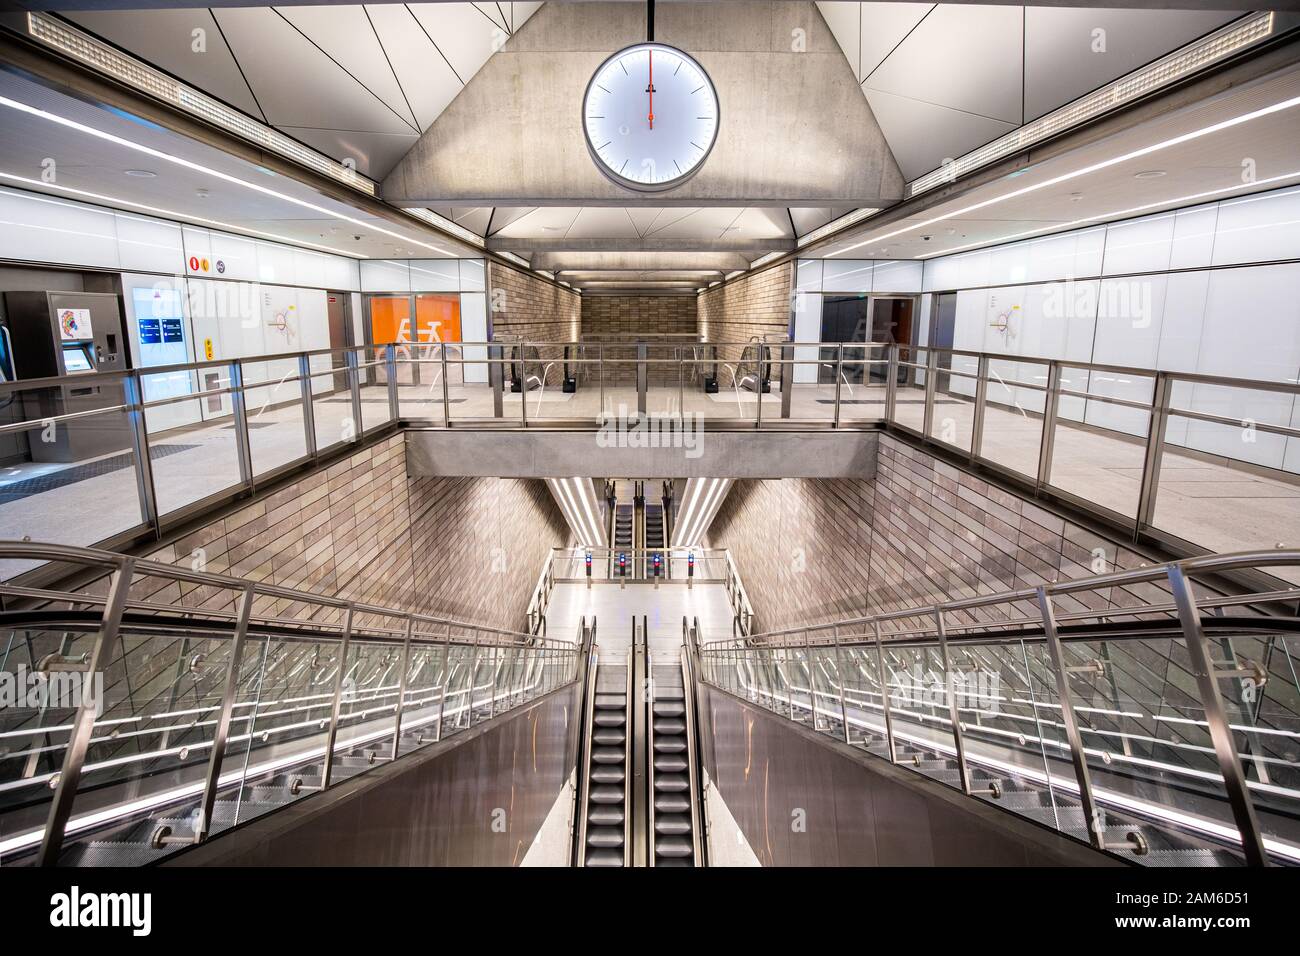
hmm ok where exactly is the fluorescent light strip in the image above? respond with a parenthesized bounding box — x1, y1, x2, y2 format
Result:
(403, 207, 485, 248)
(497, 251, 530, 268)
(672, 478, 710, 547)
(908, 12, 1276, 197)
(917, 168, 1300, 260)
(0, 94, 456, 257)
(0, 172, 365, 258)
(25, 12, 377, 197)
(831, 92, 1300, 258)
(797, 207, 880, 247)
(748, 251, 783, 269)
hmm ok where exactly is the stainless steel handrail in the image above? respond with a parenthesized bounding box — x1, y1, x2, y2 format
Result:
(698, 546, 1300, 867)
(0, 539, 580, 867)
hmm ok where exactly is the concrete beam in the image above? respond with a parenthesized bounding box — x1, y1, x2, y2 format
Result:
(17, 2, 1283, 12)
(532, 251, 750, 271)
(489, 236, 791, 254)
(383, 2, 905, 207)
(405, 429, 878, 479)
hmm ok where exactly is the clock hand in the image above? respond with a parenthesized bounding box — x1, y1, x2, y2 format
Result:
(647, 50, 654, 130)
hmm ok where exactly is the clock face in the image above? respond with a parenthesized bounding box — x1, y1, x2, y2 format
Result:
(582, 43, 719, 192)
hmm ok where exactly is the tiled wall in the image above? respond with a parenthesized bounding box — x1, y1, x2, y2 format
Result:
(697, 263, 792, 364)
(580, 296, 698, 338)
(707, 434, 1169, 634)
(95, 435, 569, 633)
(488, 262, 581, 343)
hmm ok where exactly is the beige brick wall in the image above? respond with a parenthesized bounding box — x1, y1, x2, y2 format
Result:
(697, 262, 792, 365)
(487, 263, 581, 385)
(105, 435, 569, 633)
(707, 434, 1168, 634)
(580, 296, 698, 338)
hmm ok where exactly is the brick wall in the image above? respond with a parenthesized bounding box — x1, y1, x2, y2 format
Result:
(580, 296, 698, 338)
(697, 262, 792, 365)
(487, 262, 582, 385)
(707, 434, 1168, 634)
(105, 435, 569, 633)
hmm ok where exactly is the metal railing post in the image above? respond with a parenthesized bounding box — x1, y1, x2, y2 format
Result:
(229, 359, 255, 488)
(1137, 372, 1172, 534)
(922, 347, 938, 439)
(385, 343, 399, 422)
(390, 615, 415, 760)
(38, 556, 135, 866)
(833, 624, 851, 745)
(298, 353, 318, 460)
(637, 342, 648, 417)
(487, 343, 502, 421)
(885, 344, 899, 423)
(1036, 361, 1062, 491)
(934, 608, 972, 794)
(833, 343, 844, 428)
(873, 621, 896, 763)
(971, 354, 989, 463)
(344, 349, 364, 442)
(1167, 565, 1270, 866)
(122, 374, 160, 536)
(194, 584, 255, 841)
(435, 622, 452, 741)
(520, 349, 529, 428)
(320, 604, 354, 789)
(1037, 587, 1107, 851)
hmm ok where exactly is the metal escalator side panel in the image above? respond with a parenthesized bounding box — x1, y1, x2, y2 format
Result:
(679, 644, 706, 866)
(573, 633, 599, 867)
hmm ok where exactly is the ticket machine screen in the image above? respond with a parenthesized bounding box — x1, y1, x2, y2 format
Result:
(61, 346, 93, 373)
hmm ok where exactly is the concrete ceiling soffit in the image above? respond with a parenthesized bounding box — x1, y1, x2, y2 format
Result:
(382, 1, 906, 206)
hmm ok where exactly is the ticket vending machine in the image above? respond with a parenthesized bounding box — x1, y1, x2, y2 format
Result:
(2, 291, 133, 463)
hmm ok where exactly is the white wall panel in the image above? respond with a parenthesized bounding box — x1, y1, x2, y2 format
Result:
(208, 231, 259, 282)
(360, 259, 411, 292)
(460, 292, 489, 383)
(1212, 186, 1300, 267)
(795, 258, 823, 292)
(255, 240, 296, 284)
(458, 258, 485, 292)
(872, 259, 923, 292)
(1169, 205, 1218, 270)
(1102, 213, 1174, 276)
(409, 258, 459, 292)
(821, 259, 874, 292)
(115, 213, 183, 274)
(0, 190, 118, 269)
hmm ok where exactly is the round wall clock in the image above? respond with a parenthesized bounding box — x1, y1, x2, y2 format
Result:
(582, 42, 719, 192)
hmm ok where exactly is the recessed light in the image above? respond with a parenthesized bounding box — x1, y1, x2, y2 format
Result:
(124, 169, 155, 178)
(195, 188, 210, 198)
(1134, 170, 1167, 179)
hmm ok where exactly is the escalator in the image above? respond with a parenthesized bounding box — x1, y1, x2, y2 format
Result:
(649, 663, 701, 865)
(577, 635, 631, 866)
(644, 502, 665, 579)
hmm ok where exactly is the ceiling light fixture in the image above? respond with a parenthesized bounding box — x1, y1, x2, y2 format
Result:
(0, 93, 458, 257)
(907, 12, 1276, 196)
(830, 91, 1300, 258)
(916, 168, 1300, 260)
(0, 171, 366, 258)
(123, 169, 155, 178)
(1134, 170, 1167, 179)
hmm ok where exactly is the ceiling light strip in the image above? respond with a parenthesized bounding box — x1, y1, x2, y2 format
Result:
(0, 94, 456, 257)
(831, 90, 1300, 257)
(0, 172, 366, 258)
(796, 207, 879, 246)
(25, 12, 378, 197)
(907, 12, 1276, 198)
(403, 208, 485, 248)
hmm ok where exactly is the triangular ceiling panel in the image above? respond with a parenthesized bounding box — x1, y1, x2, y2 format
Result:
(67, 9, 266, 122)
(276, 5, 420, 130)
(364, 4, 467, 131)
(474, 2, 510, 33)
(487, 207, 536, 234)
(565, 207, 644, 240)
(407, 3, 505, 83)
(212, 8, 414, 134)
(865, 88, 1016, 181)
(858, 2, 934, 82)
(865, 4, 1023, 126)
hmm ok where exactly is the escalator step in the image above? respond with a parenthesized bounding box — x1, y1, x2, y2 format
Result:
(655, 858, 693, 867)
(654, 718, 686, 734)
(591, 765, 626, 783)
(655, 813, 692, 835)
(594, 713, 627, 727)
(654, 754, 687, 773)
(654, 738, 686, 754)
(591, 785, 625, 804)
(655, 835, 693, 858)
(588, 806, 625, 826)
(653, 702, 685, 717)
(593, 728, 626, 745)
(586, 848, 624, 867)
(655, 793, 690, 812)
(595, 695, 626, 708)
(587, 826, 625, 848)
(592, 746, 625, 764)
(654, 772, 689, 792)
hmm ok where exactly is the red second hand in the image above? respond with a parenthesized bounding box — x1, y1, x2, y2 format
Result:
(648, 50, 654, 130)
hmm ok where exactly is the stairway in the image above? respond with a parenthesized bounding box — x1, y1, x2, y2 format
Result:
(650, 667, 696, 866)
(584, 664, 630, 867)
(644, 503, 665, 577)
